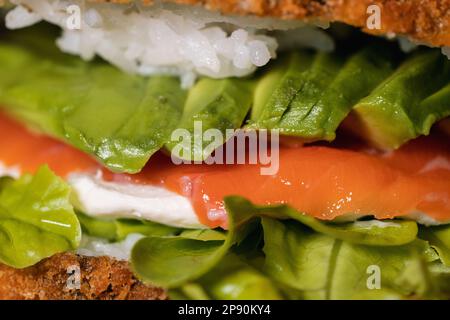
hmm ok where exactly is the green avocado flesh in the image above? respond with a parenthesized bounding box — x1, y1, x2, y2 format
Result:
(352, 50, 450, 149)
(0, 25, 448, 173)
(249, 45, 398, 141)
(0, 24, 449, 299)
(164, 77, 255, 162)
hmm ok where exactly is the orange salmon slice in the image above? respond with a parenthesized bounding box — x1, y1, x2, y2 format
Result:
(0, 112, 449, 228)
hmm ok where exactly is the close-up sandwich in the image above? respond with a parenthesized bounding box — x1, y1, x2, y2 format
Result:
(0, 0, 449, 300)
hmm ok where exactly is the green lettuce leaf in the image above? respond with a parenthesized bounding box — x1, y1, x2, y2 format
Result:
(199, 254, 283, 300)
(249, 45, 397, 141)
(248, 52, 314, 129)
(351, 50, 450, 149)
(77, 212, 179, 242)
(419, 225, 450, 266)
(169, 283, 213, 300)
(0, 166, 81, 268)
(115, 219, 180, 240)
(132, 236, 226, 288)
(131, 196, 450, 300)
(0, 27, 186, 174)
(131, 196, 421, 291)
(165, 77, 255, 162)
(428, 262, 450, 297)
(0, 177, 14, 190)
(76, 212, 118, 241)
(225, 197, 418, 246)
(130, 203, 256, 287)
(261, 217, 434, 299)
(170, 254, 283, 300)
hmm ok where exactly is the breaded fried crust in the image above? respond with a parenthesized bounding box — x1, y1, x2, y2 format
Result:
(0, 253, 166, 300)
(91, 0, 450, 47)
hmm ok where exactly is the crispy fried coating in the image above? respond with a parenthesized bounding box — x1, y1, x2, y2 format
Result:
(89, 0, 450, 47)
(0, 253, 166, 300)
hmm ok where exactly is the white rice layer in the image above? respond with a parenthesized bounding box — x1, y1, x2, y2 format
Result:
(5, 0, 334, 87)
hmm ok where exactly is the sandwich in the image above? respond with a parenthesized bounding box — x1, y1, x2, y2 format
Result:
(0, 0, 449, 300)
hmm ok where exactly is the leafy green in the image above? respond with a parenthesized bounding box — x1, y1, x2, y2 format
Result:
(249, 51, 313, 126)
(249, 45, 397, 141)
(169, 283, 212, 300)
(415, 83, 450, 136)
(225, 196, 418, 246)
(395, 256, 436, 298)
(130, 196, 450, 299)
(131, 198, 257, 287)
(0, 166, 81, 268)
(261, 217, 439, 299)
(269, 52, 344, 138)
(295, 216, 418, 246)
(0, 176, 14, 191)
(77, 212, 179, 242)
(196, 254, 283, 300)
(165, 77, 255, 162)
(419, 224, 450, 266)
(132, 236, 225, 288)
(0, 27, 186, 174)
(352, 50, 450, 149)
(169, 254, 283, 300)
(76, 212, 117, 241)
(428, 263, 450, 297)
(178, 229, 227, 241)
(115, 219, 180, 240)
(131, 196, 430, 296)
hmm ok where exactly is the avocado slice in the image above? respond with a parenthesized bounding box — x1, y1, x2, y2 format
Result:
(270, 52, 345, 140)
(351, 50, 450, 150)
(249, 51, 314, 127)
(165, 77, 255, 162)
(414, 83, 450, 135)
(250, 45, 397, 142)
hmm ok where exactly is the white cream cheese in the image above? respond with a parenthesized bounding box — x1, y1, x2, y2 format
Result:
(68, 172, 204, 229)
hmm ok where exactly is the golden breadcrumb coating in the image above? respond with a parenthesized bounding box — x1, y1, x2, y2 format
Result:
(0, 253, 166, 300)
